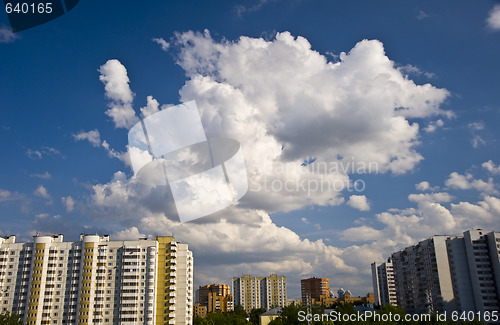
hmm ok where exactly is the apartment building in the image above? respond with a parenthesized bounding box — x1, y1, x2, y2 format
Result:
(371, 258, 397, 306)
(232, 274, 286, 313)
(0, 234, 193, 325)
(300, 277, 329, 305)
(391, 235, 455, 314)
(197, 284, 233, 315)
(377, 229, 500, 315)
(194, 284, 233, 317)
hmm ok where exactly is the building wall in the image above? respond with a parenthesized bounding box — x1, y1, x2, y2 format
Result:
(383, 229, 500, 315)
(463, 230, 500, 313)
(300, 277, 329, 305)
(371, 259, 397, 307)
(391, 236, 455, 314)
(0, 234, 193, 325)
(232, 275, 286, 313)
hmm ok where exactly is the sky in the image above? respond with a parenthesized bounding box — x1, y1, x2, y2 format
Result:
(1, 0, 500, 299)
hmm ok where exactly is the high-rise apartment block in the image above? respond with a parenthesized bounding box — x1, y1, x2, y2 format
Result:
(374, 229, 500, 314)
(371, 258, 397, 307)
(232, 274, 286, 313)
(300, 277, 329, 305)
(196, 284, 233, 316)
(0, 234, 193, 325)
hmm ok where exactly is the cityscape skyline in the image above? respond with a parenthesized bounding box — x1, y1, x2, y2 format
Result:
(1, 0, 500, 301)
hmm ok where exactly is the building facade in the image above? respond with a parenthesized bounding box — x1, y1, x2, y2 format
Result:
(300, 277, 329, 305)
(195, 284, 233, 317)
(232, 274, 286, 313)
(376, 229, 500, 315)
(0, 234, 193, 325)
(371, 258, 397, 306)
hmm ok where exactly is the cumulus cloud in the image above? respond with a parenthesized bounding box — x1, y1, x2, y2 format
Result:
(152, 37, 170, 51)
(140, 95, 160, 117)
(0, 25, 19, 43)
(487, 4, 500, 30)
(424, 119, 444, 133)
(113, 226, 147, 240)
(445, 172, 497, 194)
(74, 129, 101, 147)
(482, 160, 500, 174)
(88, 31, 454, 295)
(61, 196, 75, 212)
(347, 195, 370, 211)
(415, 181, 439, 191)
(174, 30, 449, 177)
(74, 129, 129, 164)
(34, 185, 52, 203)
(99, 60, 139, 129)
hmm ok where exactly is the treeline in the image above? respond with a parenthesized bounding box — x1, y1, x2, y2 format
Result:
(193, 304, 486, 325)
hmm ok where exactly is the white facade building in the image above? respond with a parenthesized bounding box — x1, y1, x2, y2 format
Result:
(0, 234, 193, 325)
(371, 258, 397, 306)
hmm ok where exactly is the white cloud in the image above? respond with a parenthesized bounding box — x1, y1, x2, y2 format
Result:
(25, 147, 61, 160)
(152, 37, 170, 51)
(347, 195, 370, 211)
(415, 181, 439, 191)
(30, 171, 52, 179)
(34, 185, 51, 201)
(408, 192, 453, 204)
(112, 226, 147, 240)
(88, 31, 454, 296)
(99, 60, 139, 129)
(74, 129, 101, 147)
(61, 196, 75, 212)
(482, 160, 500, 174)
(73, 129, 129, 164)
(468, 121, 485, 131)
(471, 134, 486, 148)
(175, 31, 449, 178)
(140, 95, 160, 117)
(0, 25, 19, 43)
(424, 119, 444, 133)
(445, 172, 497, 194)
(301, 217, 309, 224)
(487, 4, 500, 31)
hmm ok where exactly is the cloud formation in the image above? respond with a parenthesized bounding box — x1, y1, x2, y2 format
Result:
(88, 31, 454, 295)
(152, 37, 170, 51)
(487, 4, 500, 30)
(99, 60, 139, 129)
(347, 195, 370, 211)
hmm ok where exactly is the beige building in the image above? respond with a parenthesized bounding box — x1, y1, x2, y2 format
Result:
(232, 274, 286, 313)
(0, 234, 193, 325)
(195, 284, 233, 317)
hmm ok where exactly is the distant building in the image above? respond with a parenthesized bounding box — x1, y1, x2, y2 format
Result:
(232, 274, 286, 313)
(259, 307, 282, 325)
(376, 229, 500, 314)
(301, 277, 329, 305)
(371, 258, 397, 306)
(0, 234, 193, 325)
(320, 292, 374, 307)
(196, 284, 233, 317)
(194, 302, 207, 318)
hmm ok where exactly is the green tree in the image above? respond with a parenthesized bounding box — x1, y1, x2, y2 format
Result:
(249, 307, 266, 324)
(0, 311, 23, 325)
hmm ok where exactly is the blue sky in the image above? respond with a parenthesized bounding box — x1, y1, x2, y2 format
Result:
(1, 0, 500, 298)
